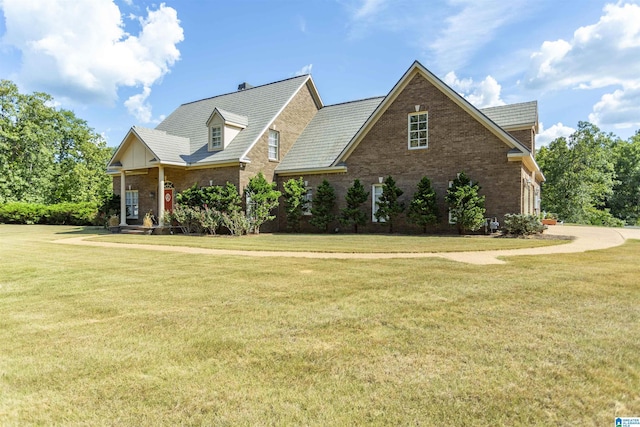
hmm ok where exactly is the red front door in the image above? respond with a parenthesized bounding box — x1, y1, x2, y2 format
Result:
(164, 188, 174, 213)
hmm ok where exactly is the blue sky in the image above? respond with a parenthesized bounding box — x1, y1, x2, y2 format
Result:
(1, 0, 639, 147)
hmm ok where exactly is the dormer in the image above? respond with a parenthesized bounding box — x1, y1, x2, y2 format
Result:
(206, 107, 248, 151)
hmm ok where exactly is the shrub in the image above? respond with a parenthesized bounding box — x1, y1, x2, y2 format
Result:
(43, 202, 99, 225)
(503, 214, 545, 236)
(0, 202, 46, 224)
(586, 207, 625, 227)
(0, 202, 98, 225)
(339, 179, 369, 233)
(310, 179, 336, 233)
(221, 210, 251, 236)
(445, 172, 486, 234)
(282, 177, 307, 232)
(407, 176, 439, 233)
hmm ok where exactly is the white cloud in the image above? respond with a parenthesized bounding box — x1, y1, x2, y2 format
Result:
(536, 122, 575, 147)
(353, 0, 386, 20)
(0, 0, 183, 121)
(298, 16, 307, 33)
(430, 0, 529, 71)
(525, 2, 640, 91)
(589, 84, 640, 129)
(444, 71, 505, 108)
(124, 86, 153, 123)
(525, 2, 640, 132)
(294, 64, 313, 76)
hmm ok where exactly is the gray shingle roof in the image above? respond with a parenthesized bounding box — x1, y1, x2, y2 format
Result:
(276, 97, 384, 172)
(155, 75, 311, 165)
(480, 101, 537, 130)
(213, 108, 248, 127)
(131, 126, 190, 164)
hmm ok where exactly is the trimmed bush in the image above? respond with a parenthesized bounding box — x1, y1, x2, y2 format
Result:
(503, 214, 545, 236)
(0, 202, 98, 225)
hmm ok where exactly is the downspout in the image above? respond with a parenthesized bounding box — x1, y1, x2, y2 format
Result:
(158, 165, 165, 226)
(119, 171, 127, 226)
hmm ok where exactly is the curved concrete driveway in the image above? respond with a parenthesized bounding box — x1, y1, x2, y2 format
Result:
(54, 225, 640, 265)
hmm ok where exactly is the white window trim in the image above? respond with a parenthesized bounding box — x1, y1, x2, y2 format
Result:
(268, 130, 279, 161)
(447, 180, 455, 224)
(303, 186, 313, 216)
(125, 190, 139, 220)
(209, 125, 222, 151)
(408, 111, 428, 150)
(372, 184, 385, 223)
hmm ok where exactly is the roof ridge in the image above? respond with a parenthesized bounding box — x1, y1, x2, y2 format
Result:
(323, 96, 385, 108)
(180, 74, 309, 106)
(480, 100, 537, 111)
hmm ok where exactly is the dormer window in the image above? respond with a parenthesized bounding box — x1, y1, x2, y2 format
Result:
(206, 108, 248, 152)
(408, 111, 428, 149)
(210, 126, 222, 150)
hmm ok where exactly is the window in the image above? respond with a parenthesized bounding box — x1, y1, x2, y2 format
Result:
(209, 126, 222, 150)
(408, 112, 428, 149)
(372, 184, 385, 222)
(268, 130, 279, 160)
(448, 180, 455, 224)
(125, 190, 139, 219)
(303, 187, 313, 215)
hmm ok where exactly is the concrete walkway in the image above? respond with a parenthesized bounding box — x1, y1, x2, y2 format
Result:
(54, 225, 640, 265)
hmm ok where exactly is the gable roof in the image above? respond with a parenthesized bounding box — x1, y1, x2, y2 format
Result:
(276, 97, 384, 173)
(334, 60, 535, 166)
(206, 107, 249, 128)
(150, 74, 321, 166)
(481, 101, 538, 132)
(107, 126, 191, 171)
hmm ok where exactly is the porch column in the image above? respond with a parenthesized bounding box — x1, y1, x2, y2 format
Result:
(158, 165, 165, 226)
(119, 171, 127, 226)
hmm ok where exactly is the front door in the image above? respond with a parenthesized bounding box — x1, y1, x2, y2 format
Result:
(164, 188, 174, 213)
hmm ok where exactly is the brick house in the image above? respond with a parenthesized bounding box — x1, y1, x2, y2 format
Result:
(107, 61, 543, 233)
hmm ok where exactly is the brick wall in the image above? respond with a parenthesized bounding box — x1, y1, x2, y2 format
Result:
(508, 128, 536, 156)
(277, 73, 527, 234)
(242, 81, 319, 232)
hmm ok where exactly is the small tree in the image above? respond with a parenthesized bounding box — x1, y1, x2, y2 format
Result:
(445, 172, 486, 234)
(407, 176, 440, 233)
(245, 172, 281, 234)
(374, 176, 405, 233)
(203, 182, 242, 213)
(310, 179, 336, 232)
(282, 177, 308, 232)
(339, 179, 369, 233)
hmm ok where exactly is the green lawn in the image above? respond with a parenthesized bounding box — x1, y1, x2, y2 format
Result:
(92, 230, 570, 253)
(1, 225, 638, 425)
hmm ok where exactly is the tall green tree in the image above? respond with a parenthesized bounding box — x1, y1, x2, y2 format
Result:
(282, 177, 307, 232)
(339, 179, 369, 233)
(0, 80, 112, 204)
(245, 172, 281, 234)
(537, 121, 616, 223)
(407, 176, 440, 233)
(374, 175, 405, 233)
(608, 131, 640, 225)
(310, 179, 336, 233)
(445, 172, 485, 234)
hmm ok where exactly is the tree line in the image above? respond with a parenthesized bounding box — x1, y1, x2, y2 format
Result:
(537, 121, 640, 226)
(0, 80, 113, 205)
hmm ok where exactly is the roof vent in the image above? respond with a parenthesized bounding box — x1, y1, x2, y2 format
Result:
(238, 82, 253, 91)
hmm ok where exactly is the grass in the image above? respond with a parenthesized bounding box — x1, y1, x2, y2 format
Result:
(1, 224, 638, 425)
(92, 230, 570, 253)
